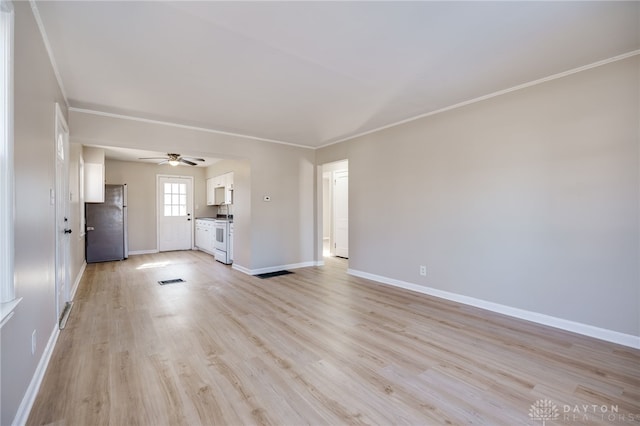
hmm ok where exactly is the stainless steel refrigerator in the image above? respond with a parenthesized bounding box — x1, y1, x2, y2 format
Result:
(85, 184, 128, 263)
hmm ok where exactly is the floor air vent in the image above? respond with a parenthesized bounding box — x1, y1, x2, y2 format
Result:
(255, 270, 293, 279)
(158, 278, 185, 285)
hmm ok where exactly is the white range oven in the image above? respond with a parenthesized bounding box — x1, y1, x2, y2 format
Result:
(213, 219, 231, 264)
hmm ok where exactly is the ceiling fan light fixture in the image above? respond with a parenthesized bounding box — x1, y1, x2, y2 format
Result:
(138, 153, 204, 166)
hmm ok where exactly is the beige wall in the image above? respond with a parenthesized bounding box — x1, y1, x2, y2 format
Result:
(317, 56, 640, 337)
(1, 3, 83, 424)
(70, 111, 317, 272)
(104, 159, 216, 253)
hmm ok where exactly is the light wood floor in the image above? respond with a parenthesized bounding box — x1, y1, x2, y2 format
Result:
(28, 251, 639, 425)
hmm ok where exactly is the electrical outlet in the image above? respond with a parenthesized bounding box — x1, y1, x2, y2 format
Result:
(419, 265, 427, 276)
(31, 330, 37, 355)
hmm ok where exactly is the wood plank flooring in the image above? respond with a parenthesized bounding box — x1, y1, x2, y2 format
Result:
(27, 251, 640, 425)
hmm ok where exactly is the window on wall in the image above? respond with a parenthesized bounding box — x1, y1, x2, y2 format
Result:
(1, 0, 16, 317)
(163, 182, 187, 217)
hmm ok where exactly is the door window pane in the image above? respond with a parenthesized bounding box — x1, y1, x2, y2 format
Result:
(163, 182, 187, 217)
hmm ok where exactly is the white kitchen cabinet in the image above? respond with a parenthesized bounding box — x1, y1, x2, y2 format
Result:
(229, 222, 234, 262)
(225, 172, 234, 205)
(83, 147, 105, 203)
(195, 219, 214, 254)
(224, 172, 233, 204)
(213, 175, 225, 188)
(206, 178, 215, 206)
(84, 163, 104, 202)
(207, 172, 235, 205)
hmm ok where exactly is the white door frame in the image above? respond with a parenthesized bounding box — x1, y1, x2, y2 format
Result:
(333, 169, 349, 258)
(54, 103, 70, 324)
(156, 174, 194, 252)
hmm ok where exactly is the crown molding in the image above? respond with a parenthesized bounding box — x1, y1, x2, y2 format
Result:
(29, 1, 69, 107)
(319, 49, 640, 149)
(26, 1, 639, 153)
(68, 107, 314, 150)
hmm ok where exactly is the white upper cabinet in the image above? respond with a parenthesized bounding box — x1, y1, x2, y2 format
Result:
(206, 172, 234, 205)
(224, 172, 234, 204)
(206, 178, 215, 205)
(83, 147, 105, 203)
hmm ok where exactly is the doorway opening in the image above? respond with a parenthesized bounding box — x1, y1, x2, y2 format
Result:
(321, 160, 348, 259)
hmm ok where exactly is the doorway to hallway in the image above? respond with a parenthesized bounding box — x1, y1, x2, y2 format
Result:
(322, 160, 348, 259)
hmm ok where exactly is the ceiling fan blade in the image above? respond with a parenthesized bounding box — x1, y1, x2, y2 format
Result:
(180, 158, 197, 166)
(182, 157, 205, 162)
(158, 160, 169, 165)
(139, 157, 169, 160)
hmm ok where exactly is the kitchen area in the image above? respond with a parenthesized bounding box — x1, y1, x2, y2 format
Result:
(85, 150, 248, 267)
(195, 171, 234, 264)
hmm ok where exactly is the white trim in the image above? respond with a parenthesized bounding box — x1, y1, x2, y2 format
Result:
(231, 263, 252, 275)
(28, 1, 68, 107)
(0, 297, 21, 329)
(69, 107, 314, 150)
(0, 0, 14, 305)
(54, 102, 70, 323)
(233, 260, 321, 276)
(128, 249, 160, 256)
(319, 50, 640, 149)
(69, 261, 86, 301)
(12, 324, 60, 426)
(348, 268, 640, 350)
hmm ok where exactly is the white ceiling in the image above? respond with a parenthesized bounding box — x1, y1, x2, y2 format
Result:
(87, 145, 220, 168)
(36, 1, 639, 149)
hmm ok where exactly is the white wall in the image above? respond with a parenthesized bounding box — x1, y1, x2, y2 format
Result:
(317, 56, 640, 338)
(70, 111, 317, 272)
(1, 3, 84, 424)
(104, 159, 216, 253)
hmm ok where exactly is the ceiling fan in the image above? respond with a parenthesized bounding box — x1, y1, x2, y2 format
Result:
(138, 153, 205, 166)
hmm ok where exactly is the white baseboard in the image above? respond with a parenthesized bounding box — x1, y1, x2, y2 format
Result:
(232, 263, 251, 275)
(233, 260, 322, 276)
(348, 268, 640, 350)
(69, 261, 86, 301)
(12, 264, 87, 424)
(12, 324, 60, 426)
(128, 249, 159, 256)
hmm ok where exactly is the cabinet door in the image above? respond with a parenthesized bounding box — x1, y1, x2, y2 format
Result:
(213, 187, 224, 205)
(195, 223, 204, 248)
(229, 224, 234, 262)
(206, 178, 215, 205)
(224, 172, 234, 204)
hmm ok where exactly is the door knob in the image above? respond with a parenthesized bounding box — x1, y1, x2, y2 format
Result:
(64, 229, 72, 234)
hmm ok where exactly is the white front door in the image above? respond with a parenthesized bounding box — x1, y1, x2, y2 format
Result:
(333, 170, 349, 258)
(54, 104, 70, 324)
(157, 176, 193, 252)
